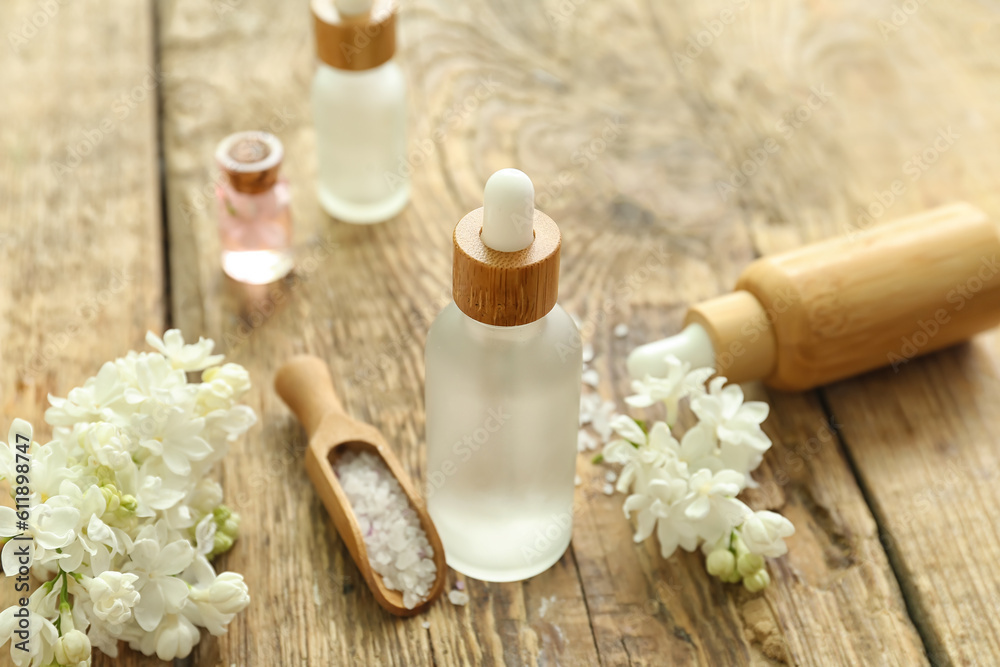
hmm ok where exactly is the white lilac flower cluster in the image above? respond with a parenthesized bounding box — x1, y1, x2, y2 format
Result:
(0, 330, 254, 666)
(604, 356, 795, 592)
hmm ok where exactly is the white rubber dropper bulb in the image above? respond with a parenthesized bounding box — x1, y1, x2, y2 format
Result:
(481, 169, 536, 252)
(626, 323, 716, 379)
(335, 0, 372, 17)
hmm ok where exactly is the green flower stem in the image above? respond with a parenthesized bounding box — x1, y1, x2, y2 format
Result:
(59, 571, 69, 606)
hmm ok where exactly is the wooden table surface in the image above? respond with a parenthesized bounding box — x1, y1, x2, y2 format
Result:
(3, 0, 1000, 665)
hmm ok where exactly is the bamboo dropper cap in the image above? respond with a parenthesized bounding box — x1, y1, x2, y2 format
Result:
(312, 0, 397, 71)
(452, 169, 561, 327)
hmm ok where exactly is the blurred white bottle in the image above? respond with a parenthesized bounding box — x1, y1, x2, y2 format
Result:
(425, 169, 582, 582)
(310, 0, 409, 224)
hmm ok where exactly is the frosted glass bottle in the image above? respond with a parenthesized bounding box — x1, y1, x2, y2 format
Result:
(425, 169, 582, 582)
(311, 0, 409, 224)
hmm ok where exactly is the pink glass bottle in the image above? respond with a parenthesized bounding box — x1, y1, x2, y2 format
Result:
(215, 131, 294, 284)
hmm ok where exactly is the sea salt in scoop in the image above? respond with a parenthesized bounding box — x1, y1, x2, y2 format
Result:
(335, 450, 437, 609)
(276, 355, 446, 615)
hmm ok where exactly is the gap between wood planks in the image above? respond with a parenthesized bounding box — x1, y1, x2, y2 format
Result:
(814, 392, 940, 666)
(568, 543, 605, 665)
(151, 0, 174, 332)
(150, 4, 183, 667)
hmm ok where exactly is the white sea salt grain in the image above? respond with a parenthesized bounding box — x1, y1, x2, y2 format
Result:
(539, 595, 557, 618)
(590, 401, 618, 442)
(602, 483, 614, 496)
(574, 475, 582, 486)
(448, 590, 470, 606)
(579, 393, 601, 426)
(613, 323, 629, 338)
(582, 369, 600, 387)
(582, 343, 595, 363)
(422, 621, 431, 629)
(604, 470, 617, 483)
(335, 450, 437, 610)
(577, 429, 598, 452)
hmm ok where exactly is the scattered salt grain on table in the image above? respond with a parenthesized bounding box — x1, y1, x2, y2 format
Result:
(604, 470, 617, 484)
(590, 401, 618, 442)
(602, 483, 614, 496)
(582, 343, 595, 363)
(539, 594, 557, 618)
(448, 590, 470, 606)
(582, 369, 600, 387)
(613, 323, 629, 338)
(579, 393, 601, 426)
(577, 429, 598, 452)
(335, 450, 437, 610)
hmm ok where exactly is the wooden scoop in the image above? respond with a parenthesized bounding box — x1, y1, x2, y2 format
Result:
(274, 355, 446, 616)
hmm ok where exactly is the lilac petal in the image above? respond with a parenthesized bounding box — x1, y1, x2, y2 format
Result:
(685, 496, 711, 520)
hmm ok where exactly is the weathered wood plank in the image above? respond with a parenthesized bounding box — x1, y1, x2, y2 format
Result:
(157, 1, 602, 664)
(687, 0, 1000, 664)
(157, 0, 931, 665)
(0, 1, 164, 665)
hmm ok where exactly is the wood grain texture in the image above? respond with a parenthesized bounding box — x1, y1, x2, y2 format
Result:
(675, 0, 1000, 662)
(0, 1, 164, 666)
(154, 0, 949, 665)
